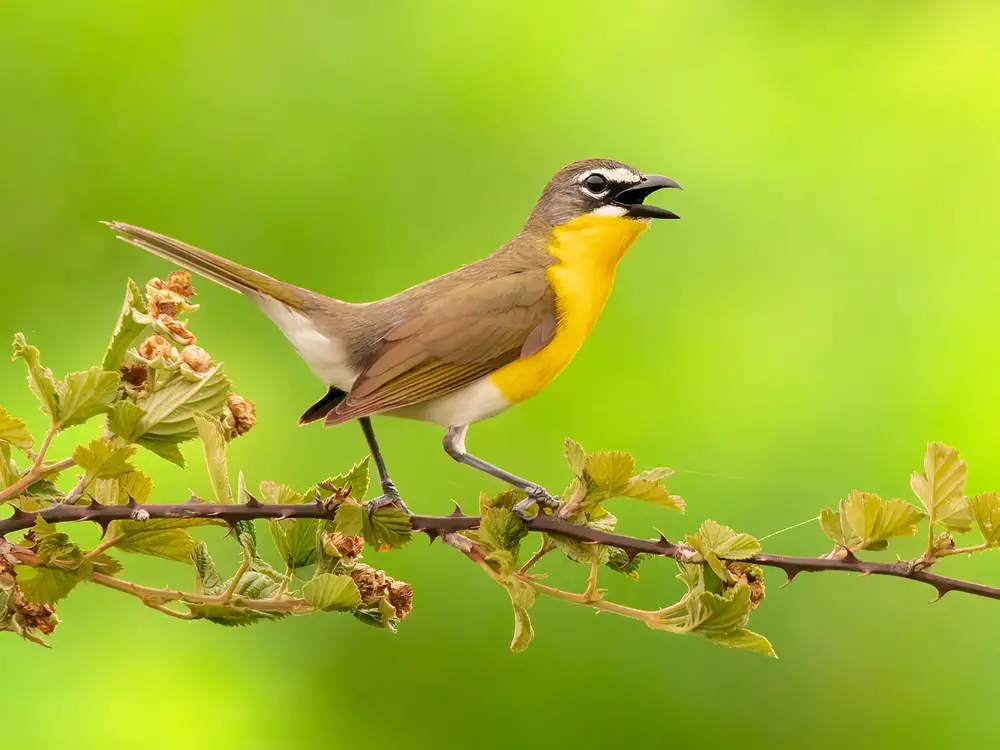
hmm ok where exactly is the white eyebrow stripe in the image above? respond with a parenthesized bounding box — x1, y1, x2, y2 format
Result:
(581, 167, 642, 184)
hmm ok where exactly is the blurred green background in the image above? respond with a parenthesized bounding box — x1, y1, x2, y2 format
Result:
(3, 1, 1000, 747)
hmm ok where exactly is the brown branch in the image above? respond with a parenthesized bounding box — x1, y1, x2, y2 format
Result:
(2, 498, 998, 602)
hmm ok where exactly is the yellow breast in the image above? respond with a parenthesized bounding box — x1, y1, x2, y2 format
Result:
(491, 214, 650, 403)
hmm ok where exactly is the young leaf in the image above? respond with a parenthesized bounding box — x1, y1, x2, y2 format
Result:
(547, 532, 611, 564)
(102, 279, 149, 371)
(112, 518, 212, 562)
(564, 438, 587, 478)
(54, 367, 120, 428)
(621, 474, 685, 512)
(503, 578, 536, 653)
(313, 457, 371, 502)
(132, 364, 231, 444)
(270, 518, 320, 569)
(585, 451, 635, 496)
(692, 519, 761, 560)
(842, 491, 881, 546)
(194, 413, 232, 504)
(969, 492, 1000, 546)
(94, 470, 154, 505)
(0, 407, 33, 453)
(259, 480, 303, 505)
(362, 506, 412, 549)
(14, 565, 83, 604)
(335, 500, 364, 537)
(303, 573, 362, 612)
(12, 333, 58, 419)
(819, 507, 851, 548)
(107, 402, 146, 443)
(706, 628, 777, 657)
(192, 541, 225, 595)
(911, 442, 973, 533)
(687, 581, 754, 635)
(874, 497, 925, 542)
(72, 439, 137, 480)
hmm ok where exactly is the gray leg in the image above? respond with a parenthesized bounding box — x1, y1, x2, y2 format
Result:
(443, 425, 560, 518)
(359, 417, 410, 516)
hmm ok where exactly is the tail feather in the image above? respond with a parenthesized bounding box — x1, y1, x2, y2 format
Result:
(104, 221, 305, 309)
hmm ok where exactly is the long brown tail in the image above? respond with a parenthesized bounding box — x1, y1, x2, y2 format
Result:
(104, 221, 305, 308)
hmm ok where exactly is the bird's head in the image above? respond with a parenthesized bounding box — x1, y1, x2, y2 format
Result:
(529, 158, 682, 228)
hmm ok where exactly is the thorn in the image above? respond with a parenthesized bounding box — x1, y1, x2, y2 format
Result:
(10, 507, 33, 521)
(624, 547, 640, 565)
(425, 529, 440, 544)
(222, 518, 238, 537)
(94, 518, 113, 539)
(186, 492, 201, 504)
(654, 529, 672, 548)
(126, 494, 138, 511)
(450, 502, 463, 517)
(780, 567, 801, 587)
(931, 585, 953, 603)
(244, 497, 261, 509)
(88, 498, 103, 510)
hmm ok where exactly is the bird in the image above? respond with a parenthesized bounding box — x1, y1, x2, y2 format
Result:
(105, 158, 681, 517)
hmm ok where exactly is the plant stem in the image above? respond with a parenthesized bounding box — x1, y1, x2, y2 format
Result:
(220, 556, 250, 604)
(0, 426, 75, 506)
(518, 541, 553, 575)
(84, 535, 120, 560)
(935, 541, 990, 558)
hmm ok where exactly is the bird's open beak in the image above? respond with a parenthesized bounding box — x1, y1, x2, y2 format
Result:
(615, 174, 682, 219)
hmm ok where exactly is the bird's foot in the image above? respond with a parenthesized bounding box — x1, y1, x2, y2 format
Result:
(514, 484, 561, 520)
(365, 480, 411, 519)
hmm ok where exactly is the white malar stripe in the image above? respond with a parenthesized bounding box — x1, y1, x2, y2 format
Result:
(584, 167, 642, 184)
(254, 295, 359, 389)
(398, 376, 512, 427)
(589, 204, 628, 216)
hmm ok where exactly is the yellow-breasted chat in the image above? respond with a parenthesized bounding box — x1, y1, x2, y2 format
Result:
(105, 158, 681, 517)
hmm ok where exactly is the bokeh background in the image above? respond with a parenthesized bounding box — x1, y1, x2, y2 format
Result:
(3, 1, 1000, 747)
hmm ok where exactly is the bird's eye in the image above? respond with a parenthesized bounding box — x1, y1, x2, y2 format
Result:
(582, 173, 609, 196)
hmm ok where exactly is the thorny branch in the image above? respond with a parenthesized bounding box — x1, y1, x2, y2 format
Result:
(2, 498, 998, 603)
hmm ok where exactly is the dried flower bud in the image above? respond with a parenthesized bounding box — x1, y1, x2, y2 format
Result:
(180, 345, 212, 373)
(322, 531, 365, 559)
(350, 564, 413, 619)
(148, 295, 178, 319)
(728, 562, 765, 610)
(138, 335, 179, 363)
(166, 270, 195, 298)
(387, 580, 413, 619)
(119, 361, 149, 387)
(12, 587, 58, 635)
(223, 394, 257, 439)
(159, 316, 196, 346)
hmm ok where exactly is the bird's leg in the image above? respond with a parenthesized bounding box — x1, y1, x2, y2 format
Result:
(443, 425, 561, 519)
(359, 417, 410, 517)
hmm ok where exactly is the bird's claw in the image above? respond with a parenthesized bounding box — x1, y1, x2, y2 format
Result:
(514, 484, 561, 520)
(365, 482, 411, 519)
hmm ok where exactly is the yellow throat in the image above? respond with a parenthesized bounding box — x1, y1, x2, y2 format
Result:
(491, 213, 650, 403)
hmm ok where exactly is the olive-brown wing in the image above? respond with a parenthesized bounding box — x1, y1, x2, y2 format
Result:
(324, 271, 556, 425)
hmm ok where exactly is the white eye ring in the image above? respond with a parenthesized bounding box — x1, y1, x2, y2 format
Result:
(580, 172, 610, 197)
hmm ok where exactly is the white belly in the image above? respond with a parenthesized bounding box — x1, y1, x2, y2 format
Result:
(392, 375, 511, 427)
(254, 296, 359, 389)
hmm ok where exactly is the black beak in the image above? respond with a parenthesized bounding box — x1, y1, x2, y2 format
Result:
(614, 174, 682, 219)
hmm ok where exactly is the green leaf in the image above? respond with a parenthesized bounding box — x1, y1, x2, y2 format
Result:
(12, 333, 58, 419)
(54, 367, 120, 428)
(72, 439, 137, 480)
(479, 508, 528, 555)
(564, 438, 587, 478)
(706, 628, 777, 657)
(313, 457, 371, 502)
(687, 581, 754, 635)
(106, 401, 145, 443)
(911, 441, 972, 533)
(621, 474, 685, 512)
(303, 573, 362, 612)
(137, 437, 186, 467)
(102, 279, 149, 371)
(269, 518, 320, 569)
(15, 565, 83, 604)
(504, 578, 536, 653)
(259, 480, 304, 505)
(362, 506, 412, 549)
(585, 450, 635, 496)
(186, 602, 282, 627)
(234, 472, 258, 542)
(335, 500, 364, 538)
(112, 518, 212, 562)
(970, 492, 1000, 546)
(547, 531, 611, 564)
(94, 470, 154, 506)
(819, 507, 850, 547)
(605, 548, 650, 579)
(192, 541, 225, 594)
(132, 364, 231, 444)
(875, 497, 925, 543)
(0, 407, 33, 453)
(688, 519, 761, 563)
(842, 491, 880, 546)
(194, 413, 232, 504)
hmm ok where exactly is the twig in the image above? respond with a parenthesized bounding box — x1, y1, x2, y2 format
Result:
(4, 498, 1000, 602)
(0, 426, 74, 506)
